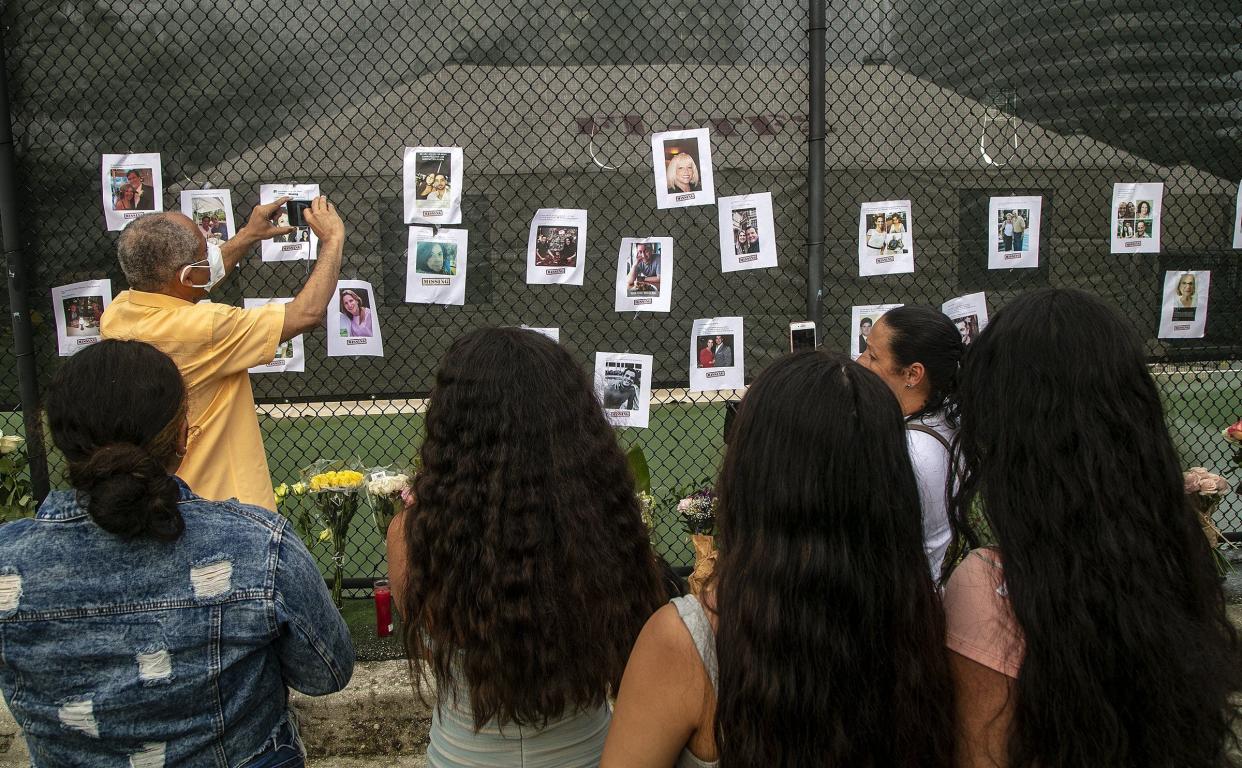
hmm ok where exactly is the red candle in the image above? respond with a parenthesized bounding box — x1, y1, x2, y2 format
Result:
(374, 579, 393, 638)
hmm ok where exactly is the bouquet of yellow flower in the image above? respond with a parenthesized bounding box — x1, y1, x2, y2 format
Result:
(299, 460, 367, 608)
(273, 481, 324, 551)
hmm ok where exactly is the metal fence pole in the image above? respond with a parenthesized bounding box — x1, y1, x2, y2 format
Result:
(806, 0, 826, 327)
(0, 42, 50, 501)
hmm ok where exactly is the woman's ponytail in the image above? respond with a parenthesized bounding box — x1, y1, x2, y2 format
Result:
(67, 444, 183, 540)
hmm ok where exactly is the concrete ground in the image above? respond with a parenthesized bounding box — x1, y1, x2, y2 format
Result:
(0, 661, 433, 766)
(0, 608, 1238, 765)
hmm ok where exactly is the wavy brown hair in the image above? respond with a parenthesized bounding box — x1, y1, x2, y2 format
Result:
(399, 327, 664, 728)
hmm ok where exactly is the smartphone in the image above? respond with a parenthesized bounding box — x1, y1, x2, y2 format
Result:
(789, 321, 817, 352)
(286, 199, 312, 228)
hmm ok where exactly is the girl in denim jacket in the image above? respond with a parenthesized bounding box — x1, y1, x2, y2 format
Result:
(0, 339, 353, 767)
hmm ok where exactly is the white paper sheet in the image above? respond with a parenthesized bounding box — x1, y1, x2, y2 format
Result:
(851, 303, 903, 359)
(405, 227, 468, 306)
(941, 292, 989, 345)
(858, 200, 915, 276)
(327, 280, 384, 357)
(244, 298, 304, 373)
(260, 184, 320, 262)
(987, 196, 1042, 269)
(101, 153, 162, 231)
(652, 128, 715, 210)
(1158, 271, 1210, 339)
(519, 326, 560, 343)
(180, 189, 237, 246)
(689, 317, 744, 392)
(718, 193, 778, 272)
(403, 146, 464, 225)
(1232, 181, 1242, 249)
(526, 209, 587, 285)
(594, 352, 653, 429)
(614, 238, 673, 313)
(51, 279, 112, 356)
(1111, 182, 1163, 254)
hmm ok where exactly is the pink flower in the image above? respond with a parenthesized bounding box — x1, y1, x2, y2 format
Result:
(1200, 476, 1230, 495)
(1224, 418, 1242, 444)
(1184, 467, 1231, 497)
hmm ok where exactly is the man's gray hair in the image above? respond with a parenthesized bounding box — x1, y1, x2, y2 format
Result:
(116, 214, 200, 291)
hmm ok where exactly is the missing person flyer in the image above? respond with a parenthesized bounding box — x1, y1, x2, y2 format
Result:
(403, 146, 464, 225)
(689, 317, 744, 392)
(594, 352, 653, 428)
(718, 193, 778, 272)
(327, 279, 385, 357)
(51, 279, 112, 356)
(526, 208, 587, 285)
(858, 200, 915, 276)
(101, 153, 163, 230)
(245, 298, 304, 373)
(406, 227, 468, 305)
(260, 183, 320, 262)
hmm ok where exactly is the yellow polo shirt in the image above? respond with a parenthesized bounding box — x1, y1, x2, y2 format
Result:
(101, 290, 284, 510)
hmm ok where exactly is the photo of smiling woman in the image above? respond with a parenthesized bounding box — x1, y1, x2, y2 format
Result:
(338, 288, 373, 338)
(665, 147, 702, 194)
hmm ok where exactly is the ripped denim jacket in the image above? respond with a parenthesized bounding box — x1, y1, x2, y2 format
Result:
(0, 478, 355, 767)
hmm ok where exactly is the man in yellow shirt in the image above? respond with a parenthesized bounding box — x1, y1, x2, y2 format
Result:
(102, 196, 345, 510)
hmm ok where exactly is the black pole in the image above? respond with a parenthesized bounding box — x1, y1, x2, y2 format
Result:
(0, 43, 50, 501)
(806, 0, 826, 328)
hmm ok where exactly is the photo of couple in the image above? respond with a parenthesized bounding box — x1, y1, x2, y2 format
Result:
(731, 209, 760, 256)
(109, 168, 156, 211)
(191, 196, 230, 244)
(695, 334, 735, 368)
(995, 209, 1029, 252)
(415, 154, 453, 202)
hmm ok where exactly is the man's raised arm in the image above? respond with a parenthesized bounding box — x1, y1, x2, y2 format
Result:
(281, 196, 345, 342)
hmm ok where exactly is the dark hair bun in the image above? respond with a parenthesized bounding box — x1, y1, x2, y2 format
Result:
(68, 444, 183, 541)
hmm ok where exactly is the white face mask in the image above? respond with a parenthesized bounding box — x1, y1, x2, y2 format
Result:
(180, 243, 225, 291)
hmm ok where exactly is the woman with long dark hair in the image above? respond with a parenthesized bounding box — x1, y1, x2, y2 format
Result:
(602, 351, 954, 768)
(945, 288, 1242, 767)
(388, 327, 665, 767)
(0, 340, 352, 766)
(858, 305, 964, 578)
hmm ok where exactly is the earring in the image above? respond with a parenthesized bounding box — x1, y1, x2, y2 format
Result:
(905, 383, 913, 388)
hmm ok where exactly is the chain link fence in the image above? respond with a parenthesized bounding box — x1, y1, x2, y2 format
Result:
(2, 1, 1239, 588)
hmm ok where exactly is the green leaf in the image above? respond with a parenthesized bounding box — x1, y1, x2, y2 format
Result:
(626, 445, 650, 495)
